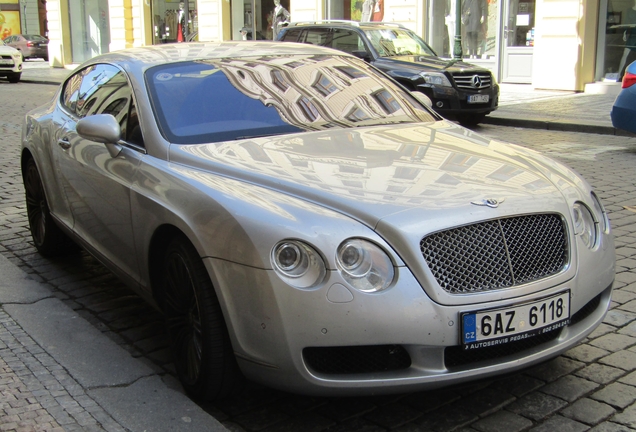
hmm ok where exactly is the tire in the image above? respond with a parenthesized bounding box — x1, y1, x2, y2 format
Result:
(456, 113, 486, 126)
(7, 73, 21, 83)
(23, 158, 78, 256)
(161, 235, 243, 401)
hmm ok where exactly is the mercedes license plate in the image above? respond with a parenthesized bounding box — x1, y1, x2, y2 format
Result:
(468, 94, 489, 104)
(461, 291, 570, 350)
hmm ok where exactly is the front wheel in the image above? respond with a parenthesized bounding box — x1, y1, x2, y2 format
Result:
(23, 158, 77, 256)
(161, 235, 243, 401)
(7, 73, 21, 83)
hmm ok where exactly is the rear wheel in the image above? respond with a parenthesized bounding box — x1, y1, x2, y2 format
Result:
(23, 158, 77, 256)
(161, 235, 243, 401)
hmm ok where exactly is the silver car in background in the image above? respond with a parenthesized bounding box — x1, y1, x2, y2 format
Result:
(21, 42, 615, 401)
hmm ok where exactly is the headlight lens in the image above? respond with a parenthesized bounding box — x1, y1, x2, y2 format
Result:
(572, 202, 597, 248)
(336, 239, 394, 292)
(420, 72, 452, 87)
(272, 241, 326, 289)
(590, 191, 610, 234)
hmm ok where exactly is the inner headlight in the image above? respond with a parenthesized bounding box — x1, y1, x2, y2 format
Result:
(272, 241, 326, 289)
(590, 191, 610, 234)
(420, 72, 452, 87)
(336, 239, 394, 292)
(572, 202, 597, 248)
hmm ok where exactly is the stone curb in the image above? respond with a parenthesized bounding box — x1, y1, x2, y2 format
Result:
(481, 115, 636, 137)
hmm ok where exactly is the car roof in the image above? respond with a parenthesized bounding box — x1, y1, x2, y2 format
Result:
(79, 41, 350, 74)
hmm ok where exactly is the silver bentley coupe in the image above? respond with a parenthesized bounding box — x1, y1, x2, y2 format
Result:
(21, 42, 615, 401)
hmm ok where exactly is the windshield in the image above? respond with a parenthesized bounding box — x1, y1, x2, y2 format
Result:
(26, 35, 48, 41)
(364, 29, 436, 58)
(146, 54, 436, 145)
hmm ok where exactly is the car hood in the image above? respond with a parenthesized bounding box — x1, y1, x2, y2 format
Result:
(171, 120, 574, 229)
(0, 45, 19, 55)
(374, 55, 487, 74)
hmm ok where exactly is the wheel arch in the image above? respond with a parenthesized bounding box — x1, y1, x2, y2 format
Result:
(148, 224, 191, 311)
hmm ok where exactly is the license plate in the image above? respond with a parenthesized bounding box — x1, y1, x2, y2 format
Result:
(461, 291, 570, 350)
(0, 59, 13, 66)
(468, 94, 489, 103)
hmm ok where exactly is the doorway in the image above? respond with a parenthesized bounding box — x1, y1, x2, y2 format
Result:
(500, 0, 535, 83)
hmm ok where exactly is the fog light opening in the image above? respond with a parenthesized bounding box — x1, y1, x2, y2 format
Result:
(436, 101, 444, 108)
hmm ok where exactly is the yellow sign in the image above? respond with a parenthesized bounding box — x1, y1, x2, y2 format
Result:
(0, 11, 22, 40)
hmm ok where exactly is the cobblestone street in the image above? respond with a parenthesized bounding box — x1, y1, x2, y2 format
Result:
(1, 81, 635, 431)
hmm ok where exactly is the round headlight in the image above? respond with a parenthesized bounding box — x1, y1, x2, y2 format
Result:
(272, 241, 326, 289)
(572, 202, 597, 248)
(336, 239, 394, 292)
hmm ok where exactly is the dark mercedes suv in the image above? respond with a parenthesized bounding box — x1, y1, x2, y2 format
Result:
(277, 21, 498, 126)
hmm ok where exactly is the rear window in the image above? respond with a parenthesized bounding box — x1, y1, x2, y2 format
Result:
(146, 54, 436, 145)
(279, 28, 302, 42)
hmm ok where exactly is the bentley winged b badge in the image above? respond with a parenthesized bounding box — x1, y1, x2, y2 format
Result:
(471, 198, 506, 208)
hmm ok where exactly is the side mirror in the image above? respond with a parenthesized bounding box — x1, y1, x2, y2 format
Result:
(76, 114, 123, 158)
(410, 91, 433, 108)
(351, 50, 372, 62)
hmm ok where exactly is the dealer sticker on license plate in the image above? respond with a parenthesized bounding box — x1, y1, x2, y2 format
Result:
(468, 94, 489, 104)
(461, 291, 570, 350)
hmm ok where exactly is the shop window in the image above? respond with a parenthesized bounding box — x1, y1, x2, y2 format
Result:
(68, 0, 110, 63)
(599, 0, 636, 81)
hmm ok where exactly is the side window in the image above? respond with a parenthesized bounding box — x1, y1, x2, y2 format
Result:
(280, 28, 302, 42)
(302, 29, 332, 47)
(332, 30, 365, 55)
(61, 64, 143, 146)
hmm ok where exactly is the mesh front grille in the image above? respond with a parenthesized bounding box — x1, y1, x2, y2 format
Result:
(420, 214, 568, 294)
(452, 72, 492, 90)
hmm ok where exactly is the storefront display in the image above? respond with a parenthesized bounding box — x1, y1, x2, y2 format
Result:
(0, 10, 21, 40)
(598, 0, 636, 81)
(230, 0, 289, 41)
(152, 0, 197, 44)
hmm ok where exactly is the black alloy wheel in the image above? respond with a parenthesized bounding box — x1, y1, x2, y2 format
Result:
(162, 235, 243, 400)
(23, 158, 77, 256)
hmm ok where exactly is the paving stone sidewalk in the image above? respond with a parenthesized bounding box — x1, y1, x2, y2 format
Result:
(0, 309, 124, 432)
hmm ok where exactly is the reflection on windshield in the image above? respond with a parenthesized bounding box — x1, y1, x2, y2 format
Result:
(364, 29, 436, 58)
(146, 54, 436, 144)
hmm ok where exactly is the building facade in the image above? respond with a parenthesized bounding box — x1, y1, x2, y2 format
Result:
(0, 0, 628, 90)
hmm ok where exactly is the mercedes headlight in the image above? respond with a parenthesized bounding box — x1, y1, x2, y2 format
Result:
(336, 239, 394, 292)
(572, 202, 597, 248)
(420, 72, 452, 87)
(272, 241, 326, 289)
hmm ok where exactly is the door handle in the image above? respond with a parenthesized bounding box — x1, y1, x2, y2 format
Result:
(57, 138, 71, 150)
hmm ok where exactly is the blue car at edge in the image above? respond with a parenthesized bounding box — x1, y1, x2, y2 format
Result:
(611, 60, 636, 133)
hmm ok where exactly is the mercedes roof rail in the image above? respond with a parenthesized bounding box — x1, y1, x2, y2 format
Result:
(285, 20, 408, 29)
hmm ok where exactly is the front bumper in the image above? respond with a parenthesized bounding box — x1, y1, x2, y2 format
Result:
(418, 83, 499, 116)
(206, 255, 613, 396)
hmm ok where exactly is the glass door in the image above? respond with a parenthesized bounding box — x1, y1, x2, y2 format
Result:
(501, 0, 535, 82)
